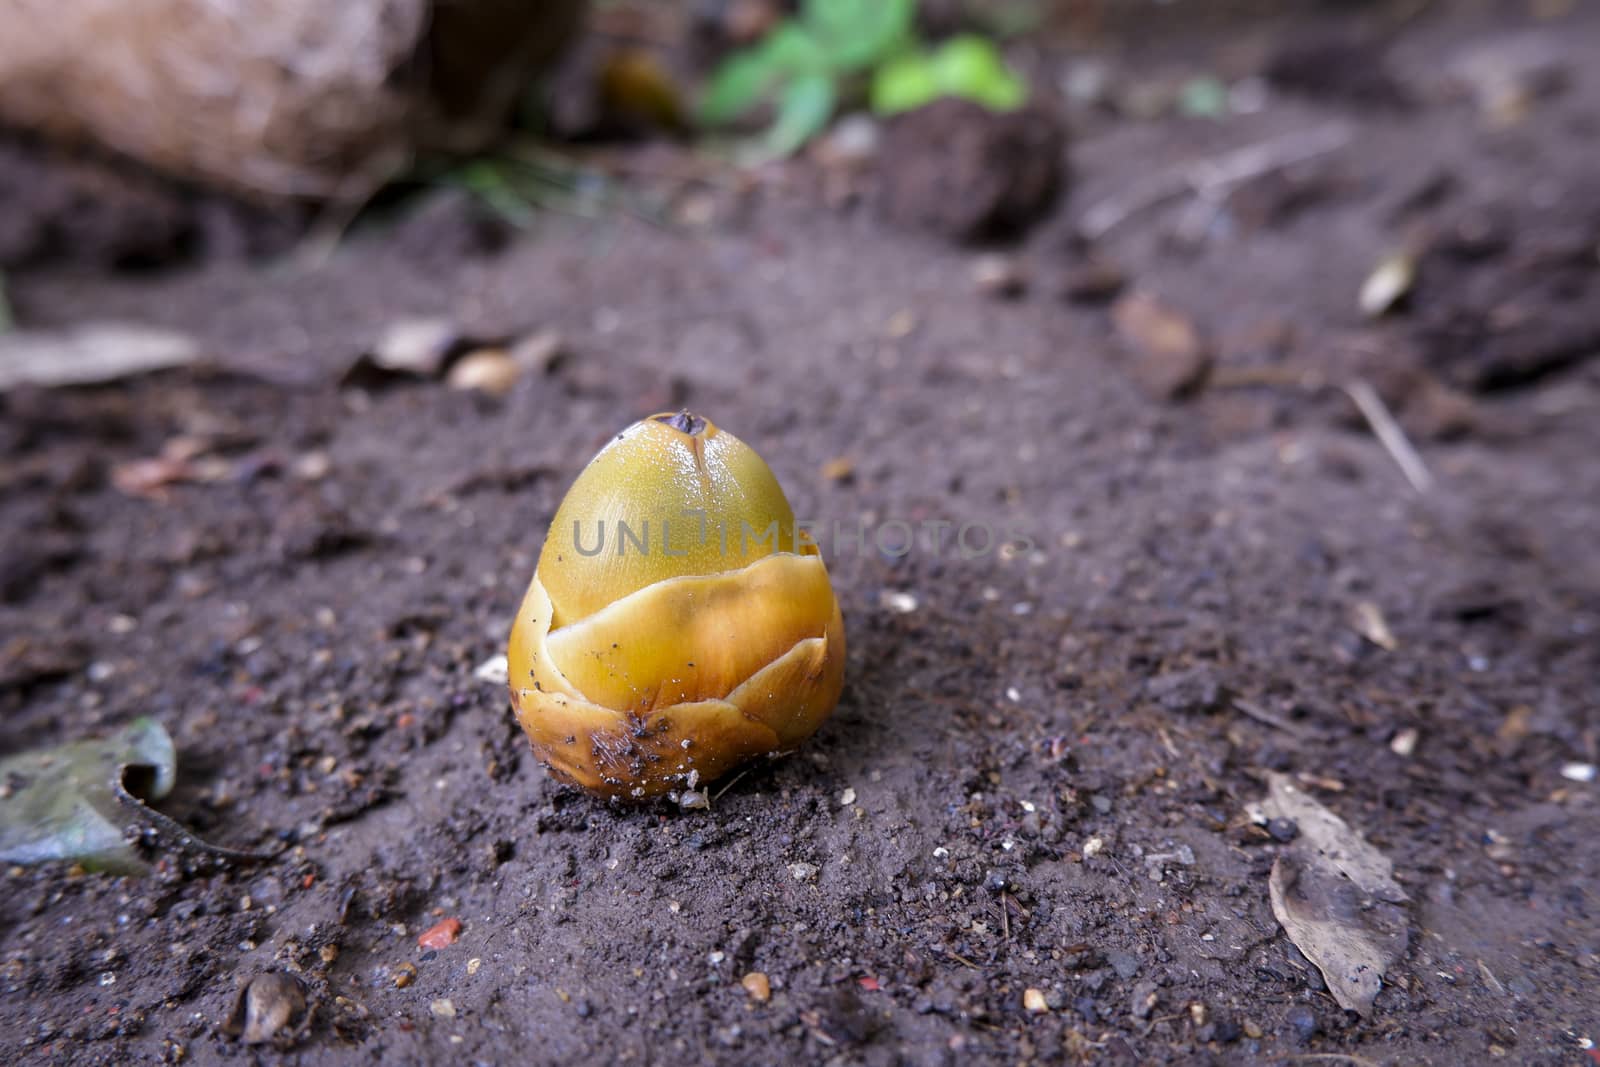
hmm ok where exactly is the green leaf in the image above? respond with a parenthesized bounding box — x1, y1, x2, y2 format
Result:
(700, 50, 783, 125)
(804, 0, 915, 71)
(930, 35, 1026, 111)
(871, 53, 943, 115)
(0, 718, 176, 874)
(699, 23, 831, 128)
(761, 22, 831, 76)
(758, 72, 838, 159)
(1178, 75, 1229, 119)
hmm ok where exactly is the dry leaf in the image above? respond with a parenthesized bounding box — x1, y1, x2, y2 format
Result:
(0, 324, 199, 391)
(1250, 773, 1408, 1015)
(1349, 599, 1398, 651)
(1112, 292, 1212, 400)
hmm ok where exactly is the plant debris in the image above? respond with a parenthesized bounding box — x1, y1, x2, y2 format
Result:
(223, 972, 308, 1046)
(1249, 773, 1409, 1016)
(1112, 292, 1213, 401)
(0, 717, 176, 873)
(0, 323, 199, 390)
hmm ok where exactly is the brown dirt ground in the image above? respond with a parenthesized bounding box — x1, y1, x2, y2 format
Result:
(2, 2, 1599, 1064)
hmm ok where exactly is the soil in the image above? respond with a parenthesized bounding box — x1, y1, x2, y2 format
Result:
(3, 2, 1599, 1065)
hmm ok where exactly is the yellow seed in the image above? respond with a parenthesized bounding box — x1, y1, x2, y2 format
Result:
(741, 972, 771, 1002)
(508, 412, 845, 798)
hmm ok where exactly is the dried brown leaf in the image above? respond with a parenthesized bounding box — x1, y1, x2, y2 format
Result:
(1112, 292, 1212, 400)
(1251, 773, 1408, 1015)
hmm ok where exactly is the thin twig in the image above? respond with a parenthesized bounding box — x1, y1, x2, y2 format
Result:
(1233, 698, 1315, 740)
(1079, 122, 1352, 240)
(1343, 379, 1435, 494)
(712, 769, 749, 802)
(115, 776, 282, 865)
(1278, 1055, 1383, 1067)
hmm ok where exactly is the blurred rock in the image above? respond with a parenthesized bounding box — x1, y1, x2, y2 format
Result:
(877, 99, 1066, 244)
(0, 0, 583, 198)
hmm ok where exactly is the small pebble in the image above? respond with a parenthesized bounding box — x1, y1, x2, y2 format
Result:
(1059, 261, 1126, 304)
(1023, 988, 1049, 1013)
(417, 917, 462, 950)
(788, 862, 818, 883)
(446, 349, 521, 397)
(742, 972, 772, 1002)
(431, 998, 456, 1019)
(1106, 951, 1140, 980)
(972, 254, 1028, 299)
(1285, 1004, 1318, 1043)
(473, 655, 509, 686)
(880, 590, 919, 614)
(1130, 980, 1158, 1020)
(1267, 817, 1300, 843)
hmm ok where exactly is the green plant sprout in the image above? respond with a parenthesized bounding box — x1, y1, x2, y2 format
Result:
(699, 0, 1026, 160)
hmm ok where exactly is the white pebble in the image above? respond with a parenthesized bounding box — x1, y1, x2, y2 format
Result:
(473, 654, 509, 685)
(880, 590, 918, 614)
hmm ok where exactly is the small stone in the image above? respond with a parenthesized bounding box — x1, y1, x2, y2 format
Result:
(1390, 727, 1420, 757)
(509, 329, 566, 374)
(1023, 988, 1049, 1013)
(430, 998, 456, 1019)
(1267, 817, 1300, 843)
(1243, 1019, 1264, 1040)
(468, 958, 483, 976)
(839, 788, 857, 806)
(417, 917, 462, 950)
(880, 590, 918, 614)
(1112, 291, 1212, 401)
(1560, 762, 1597, 783)
(446, 349, 521, 397)
(788, 862, 818, 883)
(972, 254, 1028, 299)
(318, 944, 339, 964)
(366, 317, 461, 378)
(1130, 980, 1158, 1020)
(1106, 951, 1141, 980)
(1359, 250, 1417, 318)
(884, 309, 918, 339)
(1059, 261, 1126, 304)
(1285, 1004, 1318, 1043)
(877, 99, 1066, 243)
(742, 972, 772, 1002)
(1082, 836, 1106, 858)
(473, 655, 510, 685)
(819, 456, 856, 483)
(224, 972, 306, 1045)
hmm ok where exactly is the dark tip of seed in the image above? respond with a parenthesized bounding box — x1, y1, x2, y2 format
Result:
(655, 410, 707, 435)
